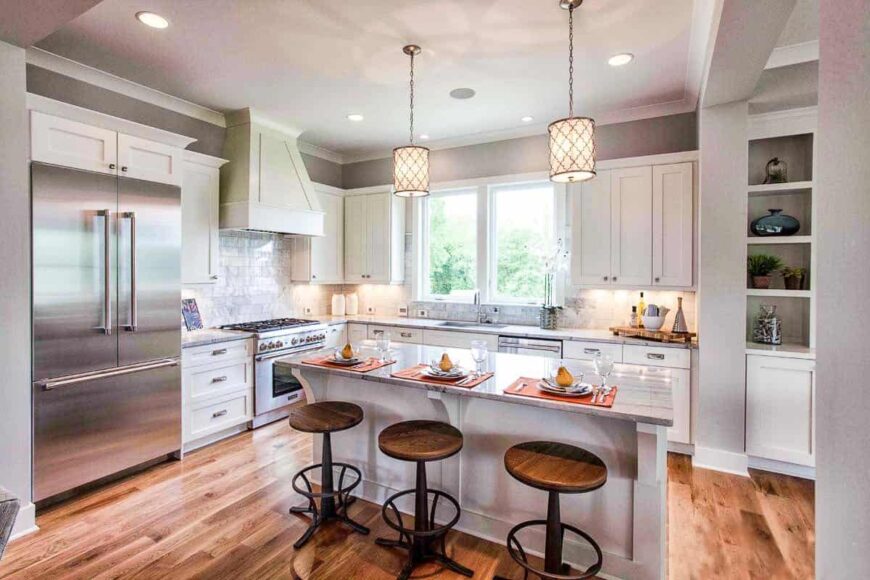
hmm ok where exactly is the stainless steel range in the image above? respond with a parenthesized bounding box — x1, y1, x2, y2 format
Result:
(222, 318, 327, 428)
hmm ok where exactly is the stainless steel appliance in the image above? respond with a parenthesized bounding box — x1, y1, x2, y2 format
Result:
(498, 336, 563, 359)
(221, 318, 327, 428)
(32, 162, 182, 503)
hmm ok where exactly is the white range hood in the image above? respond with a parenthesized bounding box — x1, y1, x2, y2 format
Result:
(219, 108, 324, 236)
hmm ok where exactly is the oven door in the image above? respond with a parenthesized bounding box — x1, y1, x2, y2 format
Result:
(254, 348, 309, 416)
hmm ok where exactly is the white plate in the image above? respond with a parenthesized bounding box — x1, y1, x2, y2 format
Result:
(538, 381, 593, 397)
(331, 356, 362, 366)
(422, 366, 467, 379)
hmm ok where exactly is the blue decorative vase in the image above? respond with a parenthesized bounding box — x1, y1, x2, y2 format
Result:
(750, 209, 800, 237)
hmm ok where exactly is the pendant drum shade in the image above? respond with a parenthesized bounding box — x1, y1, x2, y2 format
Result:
(393, 145, 430, 197)
(548, 116, 596, 183)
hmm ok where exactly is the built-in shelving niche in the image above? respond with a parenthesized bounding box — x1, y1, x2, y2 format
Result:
(748, 133, 814, 186)
(747, 243, 811, 291)
(746, 295, 811, 348)
(748, 189, 812, 237)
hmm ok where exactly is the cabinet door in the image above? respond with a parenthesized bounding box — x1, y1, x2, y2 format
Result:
(118, 133, 183, 186)
(366, 193, 392, 283)
(570, 172, 612, 285)
(324, 324, 347, 349)
(746, 355, 815, 466)
(422, 330, 498, 350)
(31, 111, 118, 175)
(181, 161, 220, 284)
(346, 323, 368, 344)
(344, 196, 368, 283)
(610, 167, 652, 286)
(653, 163, 693, 287)
(310, 192, 344, 283)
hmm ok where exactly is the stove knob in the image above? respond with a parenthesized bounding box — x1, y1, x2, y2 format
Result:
(259, 343, 267, 351)
(275, 340, 284, 348)
(291, 338, 298, 345)
(268, 341, 276, 349)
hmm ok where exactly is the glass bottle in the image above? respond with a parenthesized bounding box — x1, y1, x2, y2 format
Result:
(637, 292, 646, 328)
(753, 305, 782, 345)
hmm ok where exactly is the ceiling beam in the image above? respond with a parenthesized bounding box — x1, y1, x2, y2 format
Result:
(0, 0, 103, 48)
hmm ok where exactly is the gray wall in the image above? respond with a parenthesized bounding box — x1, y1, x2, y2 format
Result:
(300, 152, 342, 189)
(816, 0, 870, 576)
(0, 41, 33, 534)
(342, 112, 697, 189)
(696, 101, 748, 458)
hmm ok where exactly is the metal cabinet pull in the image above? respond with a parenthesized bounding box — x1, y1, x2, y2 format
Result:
(212, 409, 228, 418)
(612, 277, 618, 282)
(99, 209, 112, 335)
(122, 211, 137, 331)
(109, 163, 117, 170)
(646, 353, 666, 360)
(212, 348, 228, 356)
(400, 332, 412, 338)
(584, 348, 600, 354)
(121, 166, 128, 172)
(38, 358, 179, 390)
(212, 376, 228, 383)
(603, 276, 608, 281)
(654, 277, 660, 283)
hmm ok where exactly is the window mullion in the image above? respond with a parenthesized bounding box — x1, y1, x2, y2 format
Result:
(477, 184, 490, 303)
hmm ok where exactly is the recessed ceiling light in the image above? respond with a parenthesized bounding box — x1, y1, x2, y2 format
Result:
(608, 53, 634, 67)
(135, 11, 169, 29)
(521, 116, 534, 123)
(449, 88, 476, 100)
(346, 113, 364, 122)
(419, 134, 430, 140)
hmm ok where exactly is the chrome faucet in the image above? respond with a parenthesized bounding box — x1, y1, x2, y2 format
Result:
(473, 290, 491, 324)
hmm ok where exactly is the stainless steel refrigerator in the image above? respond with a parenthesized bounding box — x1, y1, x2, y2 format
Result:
(31, 162, 182, 503)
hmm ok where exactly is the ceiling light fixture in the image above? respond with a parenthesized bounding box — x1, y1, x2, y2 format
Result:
(549, 0, 596, 184)
(393, 45, 429, 198)
(347, 113, 364, 122)
(449, 88, 476, 100)
(135, 11, 169, 29)
(608, 52, 634, 67)
(419, 134, 430, 140)
(521, 116, 534, 123)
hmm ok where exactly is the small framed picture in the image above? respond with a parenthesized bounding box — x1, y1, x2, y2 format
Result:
(181, 298, 203, 331)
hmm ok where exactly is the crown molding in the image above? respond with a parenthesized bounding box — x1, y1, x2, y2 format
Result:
(298, 141, 345, 164)
(26, 47, 227, 128)
(765, 40, 819, 70)
(747, 106, 817, 140)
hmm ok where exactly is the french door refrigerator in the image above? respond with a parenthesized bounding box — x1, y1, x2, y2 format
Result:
(32, 162, 182, 503)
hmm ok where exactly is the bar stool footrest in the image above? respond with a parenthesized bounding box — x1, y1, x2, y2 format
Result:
(289, 461, 368, 549)
(506, 519, 603, 580)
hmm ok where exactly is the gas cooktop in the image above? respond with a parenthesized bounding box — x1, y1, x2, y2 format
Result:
(222, 318, 320, 334)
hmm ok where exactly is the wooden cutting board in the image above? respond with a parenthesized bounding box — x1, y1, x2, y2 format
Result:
(609, 326, 696, 343)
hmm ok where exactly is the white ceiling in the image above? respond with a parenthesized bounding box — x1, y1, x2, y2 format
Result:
(37, 0, 705, 160)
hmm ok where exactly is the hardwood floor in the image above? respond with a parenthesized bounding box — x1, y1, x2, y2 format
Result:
(0, 422, 814, 579)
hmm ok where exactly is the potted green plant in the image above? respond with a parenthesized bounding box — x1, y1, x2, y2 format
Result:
(747, 254, 782, 289)
(780, 266, 807, 290)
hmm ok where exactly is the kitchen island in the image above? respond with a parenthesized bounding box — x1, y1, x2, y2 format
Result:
(276, 344, 672, 579)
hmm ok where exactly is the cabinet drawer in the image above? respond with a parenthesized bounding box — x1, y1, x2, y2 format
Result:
(422, 330, 497, 350)
(370, 325, 423, 344)
(623, 344, 690, 369)
(563, 341, 623, 362)
(187, 360, 251, 400)
(183, 339, 253, 368)
(346, 323, 368, 344)
(189, 391, 252, 439)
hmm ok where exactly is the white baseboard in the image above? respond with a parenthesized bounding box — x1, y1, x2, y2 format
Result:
(10, 502, 38, 540)
(748, 456, 815, 480)
(668, 441, 695, 456)
(692, 446, 749, 477)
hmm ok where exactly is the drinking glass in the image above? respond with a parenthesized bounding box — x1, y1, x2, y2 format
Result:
(470, 340, 489, 378)
(594, 353, 614, 388)
(376, 332, 391, 362)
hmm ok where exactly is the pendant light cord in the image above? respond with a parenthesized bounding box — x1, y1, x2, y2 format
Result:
(409, 51, 415, 145)
(568, 4, 574, 118)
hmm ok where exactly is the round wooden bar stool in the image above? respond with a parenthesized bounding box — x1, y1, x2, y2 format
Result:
(501, 441, 607, 580)
(288, 401, 370, 548)
(375, 420, 473, 580)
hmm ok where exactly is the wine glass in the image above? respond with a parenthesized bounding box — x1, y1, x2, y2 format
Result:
(470, 340, 489, 378)
(594, 352, 614, 391)
(376, 331, 391, 362)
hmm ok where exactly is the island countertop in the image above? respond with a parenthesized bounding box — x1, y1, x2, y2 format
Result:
(276, 342, 673, 426)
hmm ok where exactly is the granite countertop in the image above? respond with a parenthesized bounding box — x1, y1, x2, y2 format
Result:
(276, 343, 674, 426)
(310, 315, 697, 350)
(182, 328, 254, 348)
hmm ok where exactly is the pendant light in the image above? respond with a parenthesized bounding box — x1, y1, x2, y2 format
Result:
(549, 0, 596, 183)
(393, 45, 430, 197)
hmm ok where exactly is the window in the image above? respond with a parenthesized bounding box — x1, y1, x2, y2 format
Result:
(424, 189, 477, 299)
(418, 179, 561, 305)
(490, 183, 556, 303)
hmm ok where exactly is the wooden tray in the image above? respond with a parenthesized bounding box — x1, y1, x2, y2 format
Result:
(609, 326, 696, 344)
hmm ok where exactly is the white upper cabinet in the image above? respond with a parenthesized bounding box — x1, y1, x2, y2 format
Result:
(344, 192, 405, 284)
(31, 111, 118, 175)
(570, 160, 694, 289)
(182, 152, 227, 284)
(291, 189, 344, 284)
(610, 166, 652, 286)
(118, 133, 183, 186)
(652, 163, 693, 287)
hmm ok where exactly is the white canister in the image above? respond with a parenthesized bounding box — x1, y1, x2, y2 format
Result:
(346, 293, 359, 316)
(331, 294, 346, 316)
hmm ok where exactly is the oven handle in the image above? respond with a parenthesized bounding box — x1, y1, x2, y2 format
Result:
(255, 345, 321, 362)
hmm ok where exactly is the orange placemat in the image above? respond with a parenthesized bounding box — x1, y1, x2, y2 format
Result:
(503, 377, 617, 407)
(391, 364, 494, 389)
(301, 356, 395, 373)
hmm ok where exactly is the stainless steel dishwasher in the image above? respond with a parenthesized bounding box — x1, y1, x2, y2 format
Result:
(498, 336, 563, 358)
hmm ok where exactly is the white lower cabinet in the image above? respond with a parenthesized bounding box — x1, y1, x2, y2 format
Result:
(182, 338, 254, 451)
(346, 323, 368, 344)
(746, 355, 815, 466)
(422, 330, 498, 350)
(563, 340, 623, 363)
(324, 324, 347, 349)
(369, 325, 423, 344)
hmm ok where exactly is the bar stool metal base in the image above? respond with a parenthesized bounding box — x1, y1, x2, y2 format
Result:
(289, 432, 370, 549)
(375, 462, 473, 580)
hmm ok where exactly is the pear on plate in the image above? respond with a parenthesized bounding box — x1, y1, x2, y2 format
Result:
(341, 342, 354, 359)
(555, 366, 574, 387)
(438, 353, 454, 372)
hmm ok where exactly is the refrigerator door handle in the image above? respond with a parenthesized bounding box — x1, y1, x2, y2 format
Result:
(99, 209, 112, 335)
(122, 211, 138, 331)
(37, 358, 179, 390)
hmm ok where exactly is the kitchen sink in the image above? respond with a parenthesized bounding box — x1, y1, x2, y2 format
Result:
(437, 321, 508, 329)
